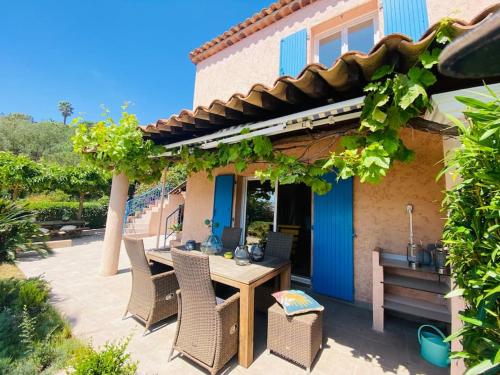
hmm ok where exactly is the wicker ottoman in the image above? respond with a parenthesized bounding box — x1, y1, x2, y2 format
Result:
(267, 303, 323, 373)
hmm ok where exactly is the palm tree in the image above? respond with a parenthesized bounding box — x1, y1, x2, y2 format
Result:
(58, 101, 74, 125)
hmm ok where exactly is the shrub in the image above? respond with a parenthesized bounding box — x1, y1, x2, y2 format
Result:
(72, 338, 137, 375)
(442, 92, 500, 374)
(24, 191, 71, 203)
(247, 221, 272, 242)
(0, 199, 48, 263)
(0, 277, 64, 360)
(25, 201, 108, 229)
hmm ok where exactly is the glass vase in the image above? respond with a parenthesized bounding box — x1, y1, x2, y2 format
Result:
(200, 234, 222, 255)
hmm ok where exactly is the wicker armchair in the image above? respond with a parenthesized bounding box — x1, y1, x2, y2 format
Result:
(168, 249, 239, 375)
(221, 227, 242, 251)
(123, 236, 178, 334)
(256, 232, 293, 312)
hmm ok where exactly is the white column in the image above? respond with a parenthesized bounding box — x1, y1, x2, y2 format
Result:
(100, 171, 129, 276)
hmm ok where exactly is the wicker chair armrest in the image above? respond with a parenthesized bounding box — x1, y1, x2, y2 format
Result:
(215, 292, 240, 313)
(214, 292, 239, 369)
(151, 270, 175, 280)
(152, 271, 179, 301)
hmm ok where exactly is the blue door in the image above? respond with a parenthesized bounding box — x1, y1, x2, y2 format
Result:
(212, 174, 234, 238)
(382, 0, 429, 41)
(312, 173, 354, 301)
(279, 29, 307, 77)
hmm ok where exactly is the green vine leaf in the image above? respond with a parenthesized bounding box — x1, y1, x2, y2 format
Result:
(371, 64, 394, 81)
(419, 48, 441, 69)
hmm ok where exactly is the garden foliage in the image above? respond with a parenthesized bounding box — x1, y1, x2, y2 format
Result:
(73, 109, 167, 183)
(71, 338, 137, 375)
(0, 277, 79, 374)
(25, 200, 108, 229)
(442, 91, 499, 375)
(0, 199, 48, 263)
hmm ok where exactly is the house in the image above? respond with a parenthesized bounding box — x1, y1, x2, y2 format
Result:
(140, 0, 499, 303)
(99, 0, 499, 372)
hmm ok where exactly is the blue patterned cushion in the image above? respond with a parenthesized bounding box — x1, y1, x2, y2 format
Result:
(272, 289, 324, 316)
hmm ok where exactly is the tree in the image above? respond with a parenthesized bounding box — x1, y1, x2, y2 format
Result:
(0, 152, 43, 200)
(58, 101, 74, 125)
(55, 164, 110, 219)
(0, 114, 79, 165)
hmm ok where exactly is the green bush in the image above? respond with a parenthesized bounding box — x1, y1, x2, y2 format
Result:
(442, 92, 499, 374)
(247, 221, 272, 242)
(0, 199, 48, 263)
(24, 191, 71, 203)
(0, 277, 85, 374)
(72, 338, 137, 375)
(0, 277, 65, 360)
(25, 201, 108, 228)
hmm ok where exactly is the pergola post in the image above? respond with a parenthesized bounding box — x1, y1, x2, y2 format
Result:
(100, 171, 129, 276)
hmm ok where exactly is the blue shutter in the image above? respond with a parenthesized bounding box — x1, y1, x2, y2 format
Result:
(279, 29, 307, 77)
(312, 173, 354, 301)
(383, 0, 429, 41)
(212, 175, 234, 239)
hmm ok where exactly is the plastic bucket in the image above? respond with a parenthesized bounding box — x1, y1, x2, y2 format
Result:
(417, 325, 450, 367)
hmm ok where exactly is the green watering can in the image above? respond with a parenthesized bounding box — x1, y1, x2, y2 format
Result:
(418, 325, 450, 368)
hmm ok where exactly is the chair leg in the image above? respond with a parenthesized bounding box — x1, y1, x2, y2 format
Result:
(122, 309, 129, 320)
(167, 346, 175, 362)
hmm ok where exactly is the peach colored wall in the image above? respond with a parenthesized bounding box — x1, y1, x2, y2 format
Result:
(180, 129, 445, 304)
(147, 193, 185, 235)
(193, 0, 378, 108)
(426, 0, 498, 24)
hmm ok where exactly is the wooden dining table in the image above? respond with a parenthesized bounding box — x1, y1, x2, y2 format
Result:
(147, 246, 291, 368)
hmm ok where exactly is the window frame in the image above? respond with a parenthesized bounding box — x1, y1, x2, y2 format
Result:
(313, 11, 381, 65)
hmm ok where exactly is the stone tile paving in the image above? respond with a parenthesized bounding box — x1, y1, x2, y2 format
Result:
(17, 233, 447, 375)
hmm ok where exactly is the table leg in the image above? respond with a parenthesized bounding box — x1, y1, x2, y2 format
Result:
(280, 264, 291, 290)
(238, 283, 255, 368)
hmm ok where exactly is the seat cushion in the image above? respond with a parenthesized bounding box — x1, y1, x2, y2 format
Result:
(272, 290, 324, 316)
(216, 296, 225, 305)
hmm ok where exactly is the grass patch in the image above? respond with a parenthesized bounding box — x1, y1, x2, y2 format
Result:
(0, 263, 25, 279)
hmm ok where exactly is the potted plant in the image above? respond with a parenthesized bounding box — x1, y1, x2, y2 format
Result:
(200, 219, 222, 255)
(169, 223, 182, 241)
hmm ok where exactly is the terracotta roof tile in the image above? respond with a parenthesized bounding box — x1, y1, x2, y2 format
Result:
(144, 5, 500, 144)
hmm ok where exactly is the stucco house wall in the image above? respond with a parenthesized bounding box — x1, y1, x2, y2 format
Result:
(426, 0, 498, 23)
(180, 129, 445, 304)
(193, 0, 378, 108)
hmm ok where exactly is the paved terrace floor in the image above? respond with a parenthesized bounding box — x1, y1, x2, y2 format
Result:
(17, 234, 447, 375)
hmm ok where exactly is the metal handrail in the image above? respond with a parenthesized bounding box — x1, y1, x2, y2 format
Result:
(163, 204, 184, 248)
(123, 183, 171, 231)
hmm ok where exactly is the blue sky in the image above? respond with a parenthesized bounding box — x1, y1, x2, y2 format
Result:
(0, 0, 272, 124)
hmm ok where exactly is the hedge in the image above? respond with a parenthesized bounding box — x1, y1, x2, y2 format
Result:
(25, 201, 108, 229)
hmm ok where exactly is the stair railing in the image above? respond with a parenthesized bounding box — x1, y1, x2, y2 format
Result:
(163, 204, 184, 248)
(123, 183, 170, 232)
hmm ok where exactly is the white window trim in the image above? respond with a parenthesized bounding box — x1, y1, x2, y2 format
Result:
(313, 11, 380, 64)
(239, 177, 278, 244)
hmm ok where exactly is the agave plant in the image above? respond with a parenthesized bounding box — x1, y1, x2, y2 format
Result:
(0, 198, 49, 263)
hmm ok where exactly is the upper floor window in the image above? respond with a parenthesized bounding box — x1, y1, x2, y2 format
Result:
(315, 15, 379, 67)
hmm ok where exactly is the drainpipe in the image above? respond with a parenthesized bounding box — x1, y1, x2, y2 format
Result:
(100, 171, 129, 276)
